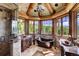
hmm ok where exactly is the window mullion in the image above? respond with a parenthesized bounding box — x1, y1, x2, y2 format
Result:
(61, 18, 63, 36)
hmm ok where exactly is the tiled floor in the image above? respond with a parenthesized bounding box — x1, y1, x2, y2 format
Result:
(21, 45, 61, 56)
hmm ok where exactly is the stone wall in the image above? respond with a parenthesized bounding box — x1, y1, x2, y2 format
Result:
(0, 10, 12, 37)
(0, 8, 12, 56)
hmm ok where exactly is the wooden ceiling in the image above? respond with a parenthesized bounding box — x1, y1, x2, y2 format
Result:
(0, 3, 17, 10)
(0, 3, 77, 20)
(17, 3, 76, 20)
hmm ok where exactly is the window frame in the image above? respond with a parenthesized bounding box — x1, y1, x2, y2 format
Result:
(29, 20, 34, 35)
(77, 13, 79, 39)
(62, 16, 69, 36)
(28, 20, 53, 35)
(57, 15, 69, 37)
(17, 19, 25, 35)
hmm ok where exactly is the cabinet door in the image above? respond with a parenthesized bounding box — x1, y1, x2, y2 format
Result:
(0, 42, 10, 56)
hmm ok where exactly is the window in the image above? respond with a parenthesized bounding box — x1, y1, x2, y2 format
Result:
(57, 16, 69, 36)
(57, 18, 62, 35)
(34, 21, 39, 34)
(28, 20, 53, 35)
(62, 16, 69, 35)
(17, 19, 25, 35)
(77, 13, 79, 38)
(41, 20, 52, 34)
(29, 21, 34, 34)
(12, 20, 18, 35)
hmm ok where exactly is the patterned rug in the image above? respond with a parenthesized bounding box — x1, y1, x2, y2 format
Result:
(22, 45, 61, 56)
(33, 51, 44, 56)
(33, 49, 55, 56)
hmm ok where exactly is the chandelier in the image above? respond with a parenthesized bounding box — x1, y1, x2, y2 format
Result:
(34, 3, 44, 12)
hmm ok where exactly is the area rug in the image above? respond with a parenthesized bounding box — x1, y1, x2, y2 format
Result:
(33, 51, 44, 56)
(32, 49, 55, 56)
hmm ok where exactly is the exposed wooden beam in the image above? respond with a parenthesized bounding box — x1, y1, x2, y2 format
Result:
(54, 13, 69, 20)
(71, 3, 79, 11)
(49, 3, 56, 14)
(19, 11, 29, 19)
(44, 3, 53, 14)
(26, 3, 35, 16)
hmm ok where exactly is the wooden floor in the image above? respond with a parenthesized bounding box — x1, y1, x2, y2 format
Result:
(21, 45, 61, 56)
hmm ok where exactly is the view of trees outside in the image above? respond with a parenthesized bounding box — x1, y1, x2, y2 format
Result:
(29, 21, 34, 34)
(17, 19, 25, 35)
(57, 16, 69, 36)
(62, 16, 69, 35)
(41, 20, 52, 34)
(29, 20, 52, 34)
(77, 13, 79, 38)
(12, 15, 79, 37)
(57, 19, 61, 35)
(17, 17, 69, 35)
(34, 21, 39, 34)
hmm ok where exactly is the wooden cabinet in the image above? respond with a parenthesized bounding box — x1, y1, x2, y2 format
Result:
(0, 42, 10, 56)
(21, 36, 32, 52)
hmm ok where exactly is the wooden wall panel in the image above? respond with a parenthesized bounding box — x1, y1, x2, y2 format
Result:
(69, 11, 77, 38)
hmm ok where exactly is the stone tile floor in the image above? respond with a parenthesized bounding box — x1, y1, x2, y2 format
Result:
(21, 45, 61, 56)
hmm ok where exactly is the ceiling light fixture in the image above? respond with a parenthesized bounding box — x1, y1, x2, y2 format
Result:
(34, 3, 44, 12)
(55, 3, 58, 7)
